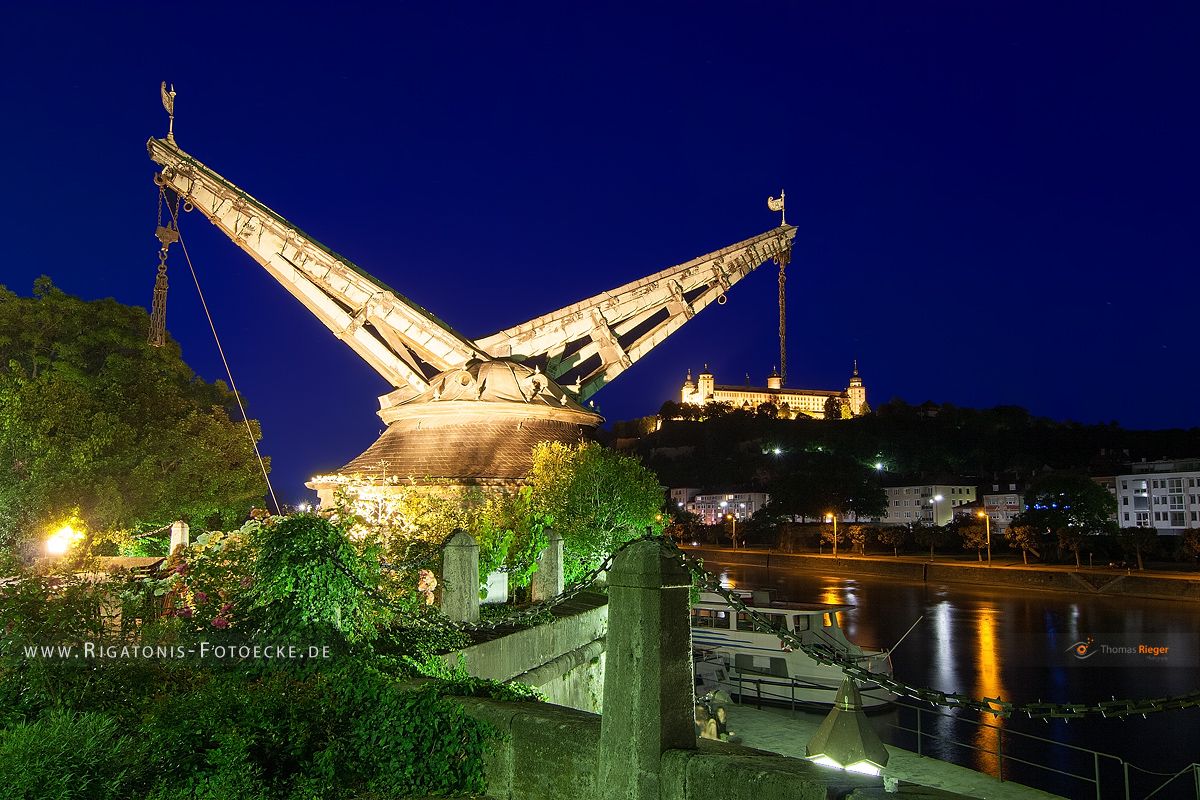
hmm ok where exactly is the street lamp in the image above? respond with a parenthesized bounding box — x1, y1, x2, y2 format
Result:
(976, 510, 991, 566)
(929, 494, 943, 527)
(825, 512, 838, 557)
(46, 524, 83, 556)
(726, 513, 738, 549)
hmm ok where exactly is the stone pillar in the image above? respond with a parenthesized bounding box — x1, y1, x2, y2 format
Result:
(169, 520, 190, 553)
(598, 539, 695, 800)
(531, 527, 564, 602)
(441, 529, 480, 624)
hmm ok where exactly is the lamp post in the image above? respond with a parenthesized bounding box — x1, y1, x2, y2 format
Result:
(976, 510, 991, 566)
(825, 512, 838, 557)
(929, 494, 943, 527)
(726, 513, 738, 549)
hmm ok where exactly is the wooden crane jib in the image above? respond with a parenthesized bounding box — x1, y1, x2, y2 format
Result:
(146, 135, 796, 408)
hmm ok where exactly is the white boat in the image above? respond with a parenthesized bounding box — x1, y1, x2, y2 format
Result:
(691, 589, 895, 709)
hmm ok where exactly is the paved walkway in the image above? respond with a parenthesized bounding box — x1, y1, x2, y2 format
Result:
(721, 702, 1064, 799)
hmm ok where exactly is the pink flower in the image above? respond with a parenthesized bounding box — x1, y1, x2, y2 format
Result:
(194, 591, 208, 604)
(220, 602, 234, 613)
(178, 607, 193, 619)
(174, 564, 187, 576)
(210, 617, 230, 629)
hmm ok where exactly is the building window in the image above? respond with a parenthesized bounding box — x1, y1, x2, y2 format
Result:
(1171, 512, 1186, 527)
(1136, 512, 1149, 525)
(1169, 478, 1183, 492)
(1122, 481, 1128, 490)
(1170, 495, 1184, 511)
(1122, 496, 1129, 506)
(1123, 512, 1130, 521)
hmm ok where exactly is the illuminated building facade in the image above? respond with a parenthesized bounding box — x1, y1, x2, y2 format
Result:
(880, 482, 978, 526)
(680, 364, 867, 419)
(1116, 458, 1200, 532)
(672, 489, 770, 525)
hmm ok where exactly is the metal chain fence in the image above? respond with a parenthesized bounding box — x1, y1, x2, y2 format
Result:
(343, 532, 1200, 720)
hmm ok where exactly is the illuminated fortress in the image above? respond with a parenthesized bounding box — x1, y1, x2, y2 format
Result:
(680, 363, 867, 419)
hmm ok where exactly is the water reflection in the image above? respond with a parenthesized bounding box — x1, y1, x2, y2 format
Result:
(707, 560, 1200, 789)
(972, 606, 1005, 775)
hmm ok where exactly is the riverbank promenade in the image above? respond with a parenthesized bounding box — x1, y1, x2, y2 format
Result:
(685, 545, 1200, 602)
(724, 702, 1064, 799)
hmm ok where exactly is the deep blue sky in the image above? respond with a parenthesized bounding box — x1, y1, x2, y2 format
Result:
(2, 3, 1197, 503)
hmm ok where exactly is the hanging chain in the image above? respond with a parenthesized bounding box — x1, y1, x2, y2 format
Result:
(326, 530, 1200, 720)
(654, 537, 1200, 721)
(775, 244, 790, 385)
(148, 186, 181, 347)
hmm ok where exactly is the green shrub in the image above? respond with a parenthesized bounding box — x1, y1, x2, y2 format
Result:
(0, 711, 148, 799)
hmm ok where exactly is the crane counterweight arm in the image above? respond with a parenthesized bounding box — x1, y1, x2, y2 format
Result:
(146, 137, 479, 397)
(475, 226, 796, 400)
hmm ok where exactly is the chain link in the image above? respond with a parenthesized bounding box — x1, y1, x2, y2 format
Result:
(331, 533, 1199, 720)
(655, 537, 1200, 720)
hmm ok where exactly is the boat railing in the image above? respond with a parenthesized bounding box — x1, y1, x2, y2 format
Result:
(727, 673, 1199, 800)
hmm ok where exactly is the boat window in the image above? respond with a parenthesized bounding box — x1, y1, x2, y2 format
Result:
(792, 615, 811, 632)
(822, 612, 836, 628)
(691, 608, 730, 629)
(736, 611, 787, 633)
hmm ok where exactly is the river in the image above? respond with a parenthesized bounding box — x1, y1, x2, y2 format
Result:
(705, 558, 1200, 798)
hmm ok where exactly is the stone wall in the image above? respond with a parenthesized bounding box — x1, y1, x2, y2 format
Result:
(454, 695, 960, 800)
(442, 592, 608, 713)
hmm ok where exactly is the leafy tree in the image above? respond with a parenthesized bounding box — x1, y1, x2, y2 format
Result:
(823, 396, 843, 420)
(1119, 526, 1158, 570)
(1179, 529, 1200, 563)
(819, 520, 845, 554)
(765, 452, 886, 522)
(955, 518, 989, 561)
(1013, 472, 1116, 565)
(664, 507, 703, 546)
(876, 525, 910, 557)
(913, 522, 953, 560)
(526, 441, 665, 584)
(846, 524, 872, 555)
(756, 402, 778, 419)
(246, 515, 387, 644)
(737, 506, 782, 548)
(702, 401, 733, 420)
(1004, 522, 1041, 565)
(0, 279, 267, 555)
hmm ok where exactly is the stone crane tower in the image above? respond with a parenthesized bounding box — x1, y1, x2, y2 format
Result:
(146, 120, 795, 509)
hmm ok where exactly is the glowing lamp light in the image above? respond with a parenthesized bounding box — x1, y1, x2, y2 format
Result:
(874, 461, 884, 471)
(772, 448, 782, 455)
(806, 678, 890, 777)
(46, 525, 84, 556)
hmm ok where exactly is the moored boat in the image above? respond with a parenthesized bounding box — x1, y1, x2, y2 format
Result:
(691, 589, 895, 709)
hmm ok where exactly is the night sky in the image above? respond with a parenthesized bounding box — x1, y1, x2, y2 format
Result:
(2, 4, 1197, 503)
